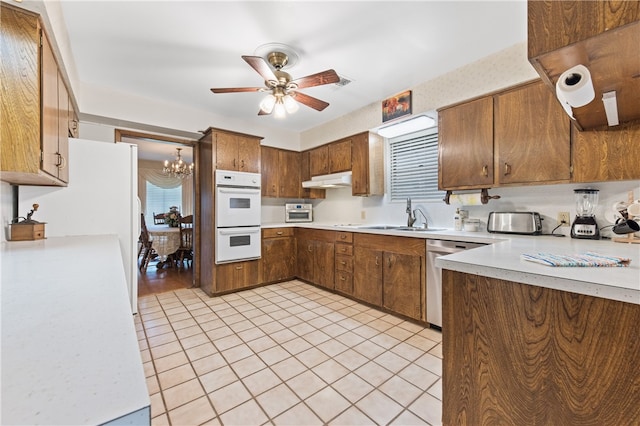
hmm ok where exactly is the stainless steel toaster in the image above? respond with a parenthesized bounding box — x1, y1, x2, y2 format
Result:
(487, 212, 543, 235)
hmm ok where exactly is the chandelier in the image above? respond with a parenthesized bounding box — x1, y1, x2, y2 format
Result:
(163, 148, 193, 179)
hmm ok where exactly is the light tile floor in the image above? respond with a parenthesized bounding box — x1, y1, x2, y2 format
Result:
(136, 280, 443, 425)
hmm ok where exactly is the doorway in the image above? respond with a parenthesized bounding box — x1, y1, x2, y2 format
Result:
(115, 129, 197, 296)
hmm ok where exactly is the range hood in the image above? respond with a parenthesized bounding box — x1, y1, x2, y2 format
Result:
(302, 171, 352, 189)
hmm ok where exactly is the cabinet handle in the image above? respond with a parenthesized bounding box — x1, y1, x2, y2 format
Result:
(235, 265, 243, 270)
(482, 165, 488, 177)
(340, 248, 346, 253)
(340, 260, 346, 265)
(276, 231, 283, 235)
(240, 159, 245, 169)
(504, 162, 511, 176)
(308, 245, 312, 252)
(375, 256, 379, 266)
(340, 234, 346, 239)
(56, 153, 67, 169)
(340, 276, 346, 281)
(387, 256, 392, 268)
(233, 158, 237, 168)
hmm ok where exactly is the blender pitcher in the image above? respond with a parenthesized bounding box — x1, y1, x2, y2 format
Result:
(571, 189, 600, 239)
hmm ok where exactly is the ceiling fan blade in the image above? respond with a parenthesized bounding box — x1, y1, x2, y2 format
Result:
(242, 55, 277, 82)
(293, 91, 330, 111)
(291, 69, 340, 89)
(210, 87, 264, 94)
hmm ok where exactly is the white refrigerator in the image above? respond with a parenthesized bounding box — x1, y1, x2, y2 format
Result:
(18, 138, 140, 313)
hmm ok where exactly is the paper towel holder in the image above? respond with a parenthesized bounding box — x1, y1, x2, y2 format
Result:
(444, 189, 501, 205)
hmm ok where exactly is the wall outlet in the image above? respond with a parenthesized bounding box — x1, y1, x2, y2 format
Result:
(557, 212, 570, 226)
(360, 210, 366, 220)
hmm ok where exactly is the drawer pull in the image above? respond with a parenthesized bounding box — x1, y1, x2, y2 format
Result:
(276, 231, 283, 235)
(340, 276, 346, 281)
(375, 256, 379, 266)
(482, 164, 488, 177)
(308, 245, 313, 252)
(235, 266, 243, 270)
(340, 234, 346, 239)
(504, 162, 511, 176)
(340, 261, 346, 265)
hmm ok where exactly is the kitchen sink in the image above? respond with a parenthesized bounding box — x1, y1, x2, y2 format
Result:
(357, 225, 446, 232)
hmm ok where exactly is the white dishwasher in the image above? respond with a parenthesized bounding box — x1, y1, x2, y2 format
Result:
(426, 239, 486, 329)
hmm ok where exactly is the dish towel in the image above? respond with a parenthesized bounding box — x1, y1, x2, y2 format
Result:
(521, 252, 631, 267)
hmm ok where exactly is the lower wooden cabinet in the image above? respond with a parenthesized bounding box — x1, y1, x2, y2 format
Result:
(354, 246, 383, 305)
(334, 232, 354, 295)
(353, 233, 425, 321)
(295, 229, 335, 290)
(216, 260, 261, 293)
(262, 228, 296, 283)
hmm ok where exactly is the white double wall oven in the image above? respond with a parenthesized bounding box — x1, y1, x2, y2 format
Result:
(215, 170, 262, 264)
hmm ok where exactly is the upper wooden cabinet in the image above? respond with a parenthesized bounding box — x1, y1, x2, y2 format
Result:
(206, 128, 261, 172)
(1, 4, 73, 186)
(309, 139, 352, 176)
(300, 151, 326, 199)
(439, 81, 571, 190)
(494, 81, 571, 185)
(351, 132, 384, 197)
(328, 139, 352, 173)
(261, 146, 301, 198)
(438, 97, 494, 190)
(572, 120, 640, 183)
(528, 1, 640, 130)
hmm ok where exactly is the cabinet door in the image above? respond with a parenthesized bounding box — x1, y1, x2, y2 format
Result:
(300, 151, 325, 199)
(1, 5, 41, 176)
(572, 121, 640, 182)
(314, 240, 335, 290)
(41, 33, 60, 180)
(278, 149, 301, 198)
(261, 146, 279, 197)
(494, 82, 570, 185)
(57, 73, 69, 183)
(351, 133, 369, 195)
(263, 237, 295, 283)
(217, 260, 260, 292)
(438, 97, 494, 189)
(296, 238, 314, 282)
(310, 145, 329, 176)
(383, 252, 422, 321)
(238, 137, 260, 173)
(354, 246, 383, 306)
(216, 132, 238, 170)
(329, 139, 351, 173)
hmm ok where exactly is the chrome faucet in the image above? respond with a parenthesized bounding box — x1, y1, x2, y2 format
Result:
(406, 198, 416, 227)
(413, 208, 428, 229)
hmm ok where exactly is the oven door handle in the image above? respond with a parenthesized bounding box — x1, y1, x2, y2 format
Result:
(217, 188, 261, 195)
(218, 228, 261, 235)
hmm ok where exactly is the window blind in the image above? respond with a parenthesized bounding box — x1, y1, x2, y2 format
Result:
(388, 129, 444, 202)
(145, 182, 182, 224)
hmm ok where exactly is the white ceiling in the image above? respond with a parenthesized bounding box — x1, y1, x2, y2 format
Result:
(58, 0, 528, 138)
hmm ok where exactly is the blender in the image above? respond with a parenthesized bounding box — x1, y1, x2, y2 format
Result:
(571, 189, 600, 239)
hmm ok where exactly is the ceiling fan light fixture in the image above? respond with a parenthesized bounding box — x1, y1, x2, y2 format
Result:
(259, 94, 276, 114)
(283, 94, 299, 114)
(273, 100, 287, 119)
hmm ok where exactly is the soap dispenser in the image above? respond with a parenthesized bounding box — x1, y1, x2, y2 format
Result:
(454, 208, 462, 231)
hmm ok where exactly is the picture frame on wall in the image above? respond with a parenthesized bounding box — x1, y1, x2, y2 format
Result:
(382, 90, 412, 123)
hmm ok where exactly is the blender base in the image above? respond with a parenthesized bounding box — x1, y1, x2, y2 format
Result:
(571, 216, 600, 239)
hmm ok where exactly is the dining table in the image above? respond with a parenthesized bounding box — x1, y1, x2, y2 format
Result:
(147, 224, 181, 269)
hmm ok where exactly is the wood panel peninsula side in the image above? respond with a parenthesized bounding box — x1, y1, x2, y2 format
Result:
(441, 270, 640, 425)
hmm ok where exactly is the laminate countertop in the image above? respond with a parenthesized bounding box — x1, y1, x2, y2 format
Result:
(262, 222, 640, 305)
(1, 235, 150, 425)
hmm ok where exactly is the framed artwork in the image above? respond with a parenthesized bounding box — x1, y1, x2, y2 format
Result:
(382, 90, 412, 122)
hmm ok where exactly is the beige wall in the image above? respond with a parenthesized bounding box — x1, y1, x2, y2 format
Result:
(300, 42, 538, 150)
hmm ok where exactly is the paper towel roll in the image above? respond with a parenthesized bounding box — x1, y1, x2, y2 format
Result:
(556, 64, 595, 108)
(449, 193, 483, 206)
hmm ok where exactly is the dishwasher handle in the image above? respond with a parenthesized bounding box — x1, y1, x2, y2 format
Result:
(427, 239, 485, 254)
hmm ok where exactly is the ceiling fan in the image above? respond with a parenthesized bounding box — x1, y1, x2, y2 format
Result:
(210, 51, 340, 117)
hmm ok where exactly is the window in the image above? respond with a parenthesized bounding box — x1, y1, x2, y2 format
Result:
(145, 182, 182, 224)
(388, 128, 444, 202)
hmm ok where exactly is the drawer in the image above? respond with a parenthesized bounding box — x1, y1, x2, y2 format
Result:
(263, 227, 294, 238)
(335, 231, 353, 243)
(335, 271, 353, 294)
(335, 243, 353, 256)
(335, 255, 353, 273)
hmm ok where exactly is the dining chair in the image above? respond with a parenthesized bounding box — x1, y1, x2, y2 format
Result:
(176, 214, 194, 269)
(153, 212, 165, 225)
(139, 213, 155, 272)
